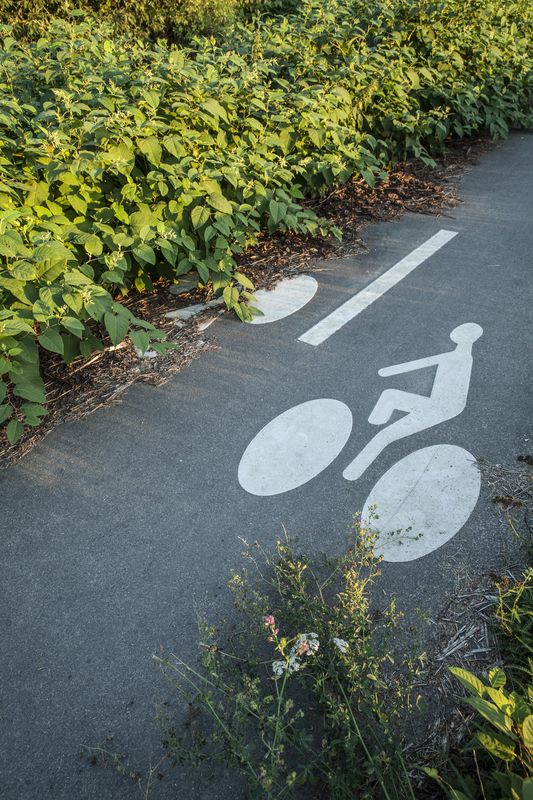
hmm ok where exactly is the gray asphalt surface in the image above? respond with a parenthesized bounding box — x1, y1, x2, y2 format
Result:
(1, 133, 532, 799)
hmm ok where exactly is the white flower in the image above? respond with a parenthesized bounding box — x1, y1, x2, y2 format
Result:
(287, 655, 302, 673)
(291, 632, 320, 658)
(333, 637, 348, 654)
(307, 637, 319, 655)
(272, 660, 286, 677)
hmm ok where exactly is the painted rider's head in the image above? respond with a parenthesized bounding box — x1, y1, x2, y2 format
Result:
(449, 323, 483, 344)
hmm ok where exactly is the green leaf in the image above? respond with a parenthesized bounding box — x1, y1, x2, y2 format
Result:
(38, 326, 64, 355)
(195, 261, 210, 284)
(0, 277, 30, 304)
(85, 290, 112, 321)
(63, 269, 93, 287)
(465, 696, 515, 737)
(61, 316, 85, 338)
(0, 402, 12, 424)
(34, 240, 73, 265)
(180, 233, 196, 252)
(309, 129, 325, 148)
(223, 286, 235, 307)
(20, 402, 48, 426)
(0, 233, 30, 258)
(130, 329, 150, 354)
(361, 169, 376, 187)
(10, 261, 38, 280)
(269, 199, 287, 224)
(486, 687, 515, 714)
(234, 272, 254, 290)
(523, 715, 533, 751)
(1, 318, 34, 335)
(68, 194, 87, 215)
(138, 136, 162, 166)
(157, 238, 177, 266)
(191, 206, 211, 229)
(6, 418, 24, 444)
(450, 667, 486, 698)
(25, 180, 49, 208)
(420, 767, 440, 781)
(144, 89, 160, 109)
(12, 380, 46, 404)
(489, 668, 506, 689)
(202, 98, 228, 122)
(61, 333, 81, 364)
(84, 234, 103, 257)
(62, 291, 83, 315)
(476, 730, 517, 761)
(209, 194, 233, 215)
(104, 312, 129, 346)
(150, 341, 176, 355)
(105, 142, 134, 167)
(406, 68, 420, 88)
(133, 243, 157, 265)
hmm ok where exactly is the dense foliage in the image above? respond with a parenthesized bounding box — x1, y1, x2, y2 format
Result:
(0, 0, 531, 442)
(0, 0, 297, 42)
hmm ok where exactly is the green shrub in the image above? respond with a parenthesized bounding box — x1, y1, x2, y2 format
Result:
(427, 571, 533, 800)
(497, 570, 533, 692)
(0, 0, 531, 442)
(0, 0, 298, 43)
(157, 526, 421, 799)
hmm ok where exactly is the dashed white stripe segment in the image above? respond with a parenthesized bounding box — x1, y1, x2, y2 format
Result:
(298, 229, 458, 346)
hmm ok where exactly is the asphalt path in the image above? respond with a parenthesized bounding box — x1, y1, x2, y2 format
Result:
(1, 133, 532, 799)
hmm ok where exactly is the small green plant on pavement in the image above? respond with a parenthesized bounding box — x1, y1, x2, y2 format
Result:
(427, 570, 533, 800)
(156, 521, 422, 799)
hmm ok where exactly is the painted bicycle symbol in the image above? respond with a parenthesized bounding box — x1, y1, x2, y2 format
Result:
(238, 323, 483, 563)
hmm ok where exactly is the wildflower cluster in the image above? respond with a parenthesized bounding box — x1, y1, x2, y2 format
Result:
(263, 614, 279, 640)
(333, 637, 348, 654)
(264, 616, 322, 678)
(161, 530, 424, 799)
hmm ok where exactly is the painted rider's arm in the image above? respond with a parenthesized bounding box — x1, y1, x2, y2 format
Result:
(378, 354, 442, 377)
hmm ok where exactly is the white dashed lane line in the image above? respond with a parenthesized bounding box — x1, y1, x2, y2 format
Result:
(298, 229, 458, 346)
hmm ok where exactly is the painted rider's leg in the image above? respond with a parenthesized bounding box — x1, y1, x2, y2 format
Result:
(344, 412, 428, 482)
(368, 389, 430, 426)
(343, 428, 391, 481)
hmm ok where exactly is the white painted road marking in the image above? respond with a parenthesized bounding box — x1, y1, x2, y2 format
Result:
(362, 445, 481, 562)
(343, 323, 483, 481)
(298, 229, 458, 346)
(247, 275, 318, 324)
(239, 323, 482, 498)
(238, 399, 352, 496)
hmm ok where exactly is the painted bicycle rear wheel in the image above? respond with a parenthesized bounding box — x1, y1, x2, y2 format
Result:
(361, 444, 481, 562)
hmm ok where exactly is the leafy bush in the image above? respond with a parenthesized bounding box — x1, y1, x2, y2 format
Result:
(0, 0, 241, 42)
(0, 0, 531, 441)
(0, 0, 298, 43)
(428, 571, 533, 800)
(157, 525, 421, 799)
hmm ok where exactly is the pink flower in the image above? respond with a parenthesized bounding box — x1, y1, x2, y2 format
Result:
(263, 614, 276, 628)
(295, 640, 309, 656)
